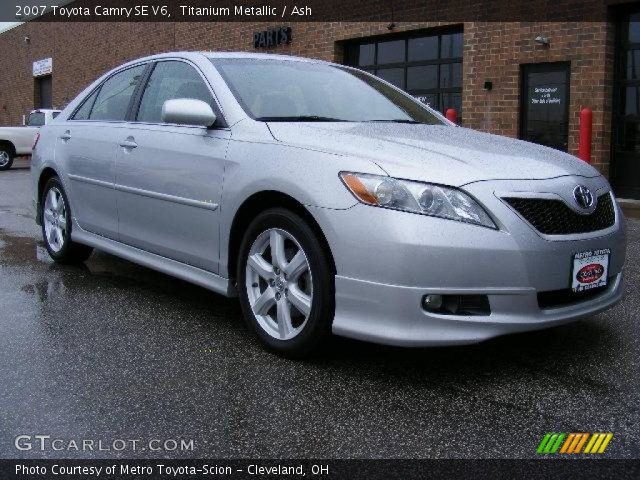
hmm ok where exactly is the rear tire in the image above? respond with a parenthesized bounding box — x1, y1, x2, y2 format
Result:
(41, 177, 93, 264)
(0, 146, 14, 171)
(237, 208, 334, 357)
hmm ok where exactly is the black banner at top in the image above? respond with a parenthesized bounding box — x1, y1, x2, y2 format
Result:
(1, 0, 637, 23)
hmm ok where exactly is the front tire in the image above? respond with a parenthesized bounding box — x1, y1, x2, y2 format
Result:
(41, 177, 93, 264)
(0, 146, 14, 171)
(237, 208, 334, 357)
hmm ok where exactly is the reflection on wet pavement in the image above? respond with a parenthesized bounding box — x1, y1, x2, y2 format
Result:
(0, 169, 638, 460)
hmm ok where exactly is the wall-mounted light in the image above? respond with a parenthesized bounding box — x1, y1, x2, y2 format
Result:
(534, 35, 550, 46)
(23, 36, 30, 44)
(483, 81, 493, 91)
(387, 22, 396, 31)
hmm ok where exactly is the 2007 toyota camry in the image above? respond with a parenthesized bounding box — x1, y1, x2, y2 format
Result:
(31, 52, 626, 356)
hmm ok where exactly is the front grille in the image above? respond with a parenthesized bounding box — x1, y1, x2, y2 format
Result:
(537, 280, 611, 309)
(503, 192, 615, 235)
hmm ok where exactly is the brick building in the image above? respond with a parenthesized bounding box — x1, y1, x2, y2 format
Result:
(0, 1, 639, 198)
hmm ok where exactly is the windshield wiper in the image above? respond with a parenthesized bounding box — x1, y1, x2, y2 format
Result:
(364, 119, 425, 124)
(256, 115, 350, 122)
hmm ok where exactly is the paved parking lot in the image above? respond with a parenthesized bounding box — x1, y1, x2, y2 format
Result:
(0, 167, 638, 459)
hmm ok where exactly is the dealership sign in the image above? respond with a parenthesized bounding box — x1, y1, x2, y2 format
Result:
(253, 26, 292, 48)
(33, 58, 52, 77)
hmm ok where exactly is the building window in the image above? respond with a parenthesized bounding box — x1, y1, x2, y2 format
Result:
(344, 29, 463, 117)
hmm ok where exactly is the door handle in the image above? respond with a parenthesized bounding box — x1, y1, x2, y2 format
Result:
(119, 137, 137, 149)
(59, 131, 71, 141)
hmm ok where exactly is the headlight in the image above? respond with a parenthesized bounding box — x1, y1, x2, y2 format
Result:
(340, 172, 497, 229)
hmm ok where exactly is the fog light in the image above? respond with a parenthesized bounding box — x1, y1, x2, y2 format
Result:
(422, 294, 443, 311)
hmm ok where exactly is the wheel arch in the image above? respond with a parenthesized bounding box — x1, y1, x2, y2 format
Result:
(0, 140, 16, 157)
(227, 190, 337, 283)
(36, 167, 60, 225)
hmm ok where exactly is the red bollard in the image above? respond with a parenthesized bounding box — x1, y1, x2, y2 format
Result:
(578, 107, 592, 163)
(445, 108, 457, 125)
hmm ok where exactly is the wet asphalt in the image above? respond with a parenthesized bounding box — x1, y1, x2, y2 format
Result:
(0, 164, 638, 460)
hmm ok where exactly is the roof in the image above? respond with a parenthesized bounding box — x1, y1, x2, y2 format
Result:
(202, 51, 327, 63)
(118, 51, 331, 67)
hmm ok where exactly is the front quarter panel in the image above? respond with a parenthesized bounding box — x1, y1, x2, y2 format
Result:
(219, 136, 387, 277)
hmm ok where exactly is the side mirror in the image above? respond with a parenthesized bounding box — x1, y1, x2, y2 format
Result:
(161, 98, 217, 127)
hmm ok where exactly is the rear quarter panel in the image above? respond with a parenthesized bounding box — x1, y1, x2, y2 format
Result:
(30, 125, 62, 218)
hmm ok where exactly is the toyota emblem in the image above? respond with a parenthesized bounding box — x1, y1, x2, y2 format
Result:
(573, 185, 594, 209)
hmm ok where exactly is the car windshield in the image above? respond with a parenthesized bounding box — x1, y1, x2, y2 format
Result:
(212, 58, 445, 124)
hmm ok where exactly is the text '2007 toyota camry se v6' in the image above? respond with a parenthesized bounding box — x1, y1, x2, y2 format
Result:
(31, 52, 626, 356)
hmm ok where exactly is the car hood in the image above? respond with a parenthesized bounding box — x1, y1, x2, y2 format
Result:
(267, 123, 600, 186)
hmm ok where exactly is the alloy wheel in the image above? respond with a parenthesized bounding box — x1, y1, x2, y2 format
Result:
(0, 151, 9, 168)
(43, 187, 67, 253)
(245, 228, 313, 340)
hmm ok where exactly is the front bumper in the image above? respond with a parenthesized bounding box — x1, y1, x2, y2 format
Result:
(332, 272, 623, 346)
(310, 175, 627, 346)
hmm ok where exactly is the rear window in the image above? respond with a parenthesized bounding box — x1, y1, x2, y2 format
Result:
(27, 112, 45, 126)
(52, 111, 60, 119)
(77, 65, 145, 122)
(72, 89, 99, 121)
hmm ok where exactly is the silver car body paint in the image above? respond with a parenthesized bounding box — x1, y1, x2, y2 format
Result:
(31, 52, 626, 346)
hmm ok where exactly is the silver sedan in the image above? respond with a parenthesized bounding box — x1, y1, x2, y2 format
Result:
(31, 52, 626, 356)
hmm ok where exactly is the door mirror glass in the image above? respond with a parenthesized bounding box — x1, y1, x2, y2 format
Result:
(161, 98, 216, 127)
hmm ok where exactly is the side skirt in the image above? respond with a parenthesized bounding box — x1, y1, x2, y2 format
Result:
(71, 223, 236, 298)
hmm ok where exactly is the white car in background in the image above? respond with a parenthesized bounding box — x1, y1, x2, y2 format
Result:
(0, 109, 61, 170)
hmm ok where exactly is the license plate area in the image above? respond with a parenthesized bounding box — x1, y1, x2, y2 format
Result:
(571, 249, 610, 293)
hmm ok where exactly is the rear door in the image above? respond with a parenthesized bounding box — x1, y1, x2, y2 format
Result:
(114, 59, 229, 273)
(60, 64, 146, 239)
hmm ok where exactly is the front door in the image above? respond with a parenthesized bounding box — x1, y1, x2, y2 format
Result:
(612, 9, 640, 199)
(115, 60, 229, 273)
(520, 63, 570, 152)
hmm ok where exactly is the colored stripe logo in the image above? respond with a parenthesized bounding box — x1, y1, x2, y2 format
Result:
(537, 433, 613, 454)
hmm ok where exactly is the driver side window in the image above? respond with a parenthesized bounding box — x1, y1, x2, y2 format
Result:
(136, 61, 216, 124)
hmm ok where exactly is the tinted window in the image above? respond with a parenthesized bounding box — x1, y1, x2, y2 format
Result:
(377, 40, 405, 64)
(441, 33, 463, 58)
(440, 63, 462, 88)
(72, 89, 99, 120)
(407, 65, 438, 90)
(89, 65, 145, 121)
(358, 43, 375, 66)
(377, 67, 405, 89)
(137, 61, 215, 123)
(408, 36, 438, 61)
(52, 111, 60, 119)
(27, 112, 45, 126)
(627, 50, 640, 79)
(625, 86, 640, 116)
(214, 59, 443, 124)
(344, 30, 463, 118)
(629, 13, 640, 43)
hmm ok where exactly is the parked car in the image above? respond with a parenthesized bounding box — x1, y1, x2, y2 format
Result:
(30, 52, 626, 356)
(0, 109, 60, 170)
